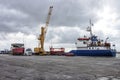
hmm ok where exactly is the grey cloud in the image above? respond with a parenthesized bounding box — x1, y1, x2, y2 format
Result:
(0, 0, 119, 46)
(51, 0, 102, 27)
(0, 0, 102, 32)
(46, 27, 80, 43)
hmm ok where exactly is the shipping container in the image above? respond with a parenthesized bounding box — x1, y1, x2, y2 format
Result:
(50, 47, 65, 55)
(11, 43, 24, 55)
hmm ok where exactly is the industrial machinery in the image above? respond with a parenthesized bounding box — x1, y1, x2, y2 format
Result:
(34, 6, 53, 55)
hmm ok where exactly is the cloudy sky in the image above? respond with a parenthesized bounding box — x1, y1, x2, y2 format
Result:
(0, 0, 120, 52)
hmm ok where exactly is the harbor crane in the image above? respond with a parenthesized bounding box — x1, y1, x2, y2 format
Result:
(34, 6, 53, 55)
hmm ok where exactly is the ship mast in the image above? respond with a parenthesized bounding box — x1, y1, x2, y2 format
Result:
(89, 19, 93, 37)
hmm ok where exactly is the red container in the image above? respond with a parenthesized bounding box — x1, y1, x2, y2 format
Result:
(50, 47, 65, 55)
(12, 48, 24, 55)
(11, 43, 24, 55)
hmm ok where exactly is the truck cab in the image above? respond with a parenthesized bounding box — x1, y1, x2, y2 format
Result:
(24, 48, 32, 56)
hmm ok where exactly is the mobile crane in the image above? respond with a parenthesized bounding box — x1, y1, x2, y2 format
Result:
(34, 6, 53, 55)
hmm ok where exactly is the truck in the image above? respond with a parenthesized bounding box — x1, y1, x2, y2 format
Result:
(11, 43, 24, 55)
(24, 48, 32, 56)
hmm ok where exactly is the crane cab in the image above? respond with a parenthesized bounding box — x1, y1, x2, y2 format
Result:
(34, 47, 46, 55)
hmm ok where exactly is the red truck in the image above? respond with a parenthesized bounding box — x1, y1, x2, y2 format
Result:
(11, 43, 24, 55)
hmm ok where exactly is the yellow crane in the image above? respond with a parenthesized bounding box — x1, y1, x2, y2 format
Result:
(34, 6, 53, 55)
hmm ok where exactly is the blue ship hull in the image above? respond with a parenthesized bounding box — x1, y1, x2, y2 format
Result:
(69, 49, 116, 57)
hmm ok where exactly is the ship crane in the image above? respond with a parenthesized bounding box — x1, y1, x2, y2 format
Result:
(34, 6, 53, 55)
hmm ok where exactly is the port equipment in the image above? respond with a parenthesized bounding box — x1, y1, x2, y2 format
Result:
(34, 6, 53, 55)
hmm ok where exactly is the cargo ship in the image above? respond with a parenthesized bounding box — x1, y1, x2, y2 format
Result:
(68, 20, 116, 57)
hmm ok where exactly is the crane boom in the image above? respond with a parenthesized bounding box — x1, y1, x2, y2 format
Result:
(44, 6, 53, 35)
